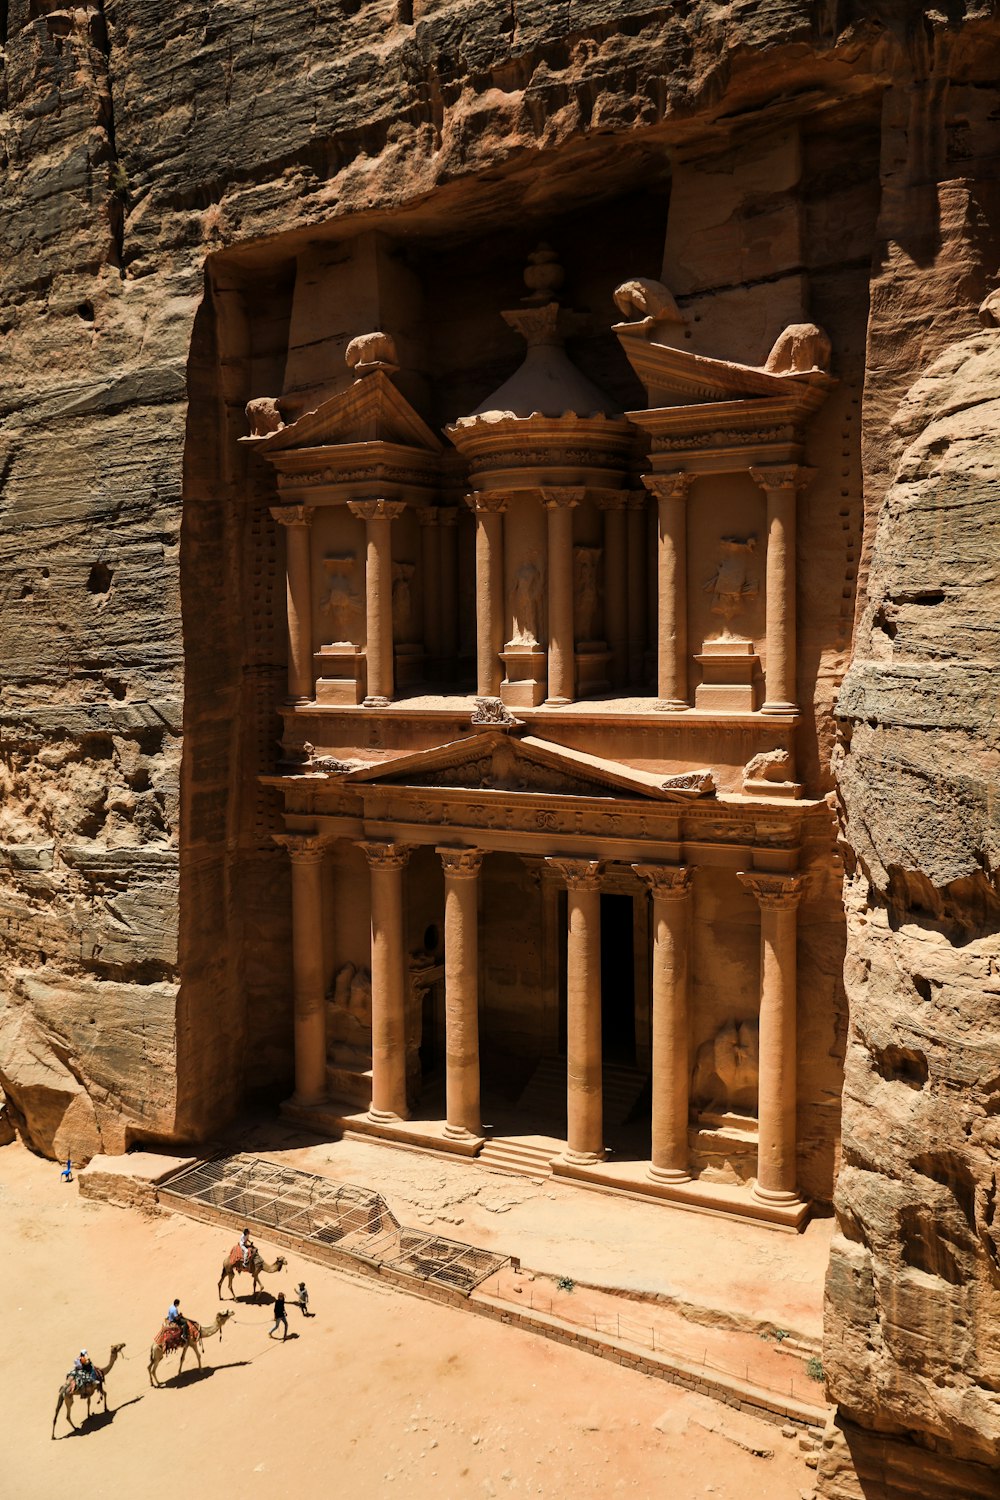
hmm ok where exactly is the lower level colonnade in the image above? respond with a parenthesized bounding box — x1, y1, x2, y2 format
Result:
(277, 832, 807, 1220)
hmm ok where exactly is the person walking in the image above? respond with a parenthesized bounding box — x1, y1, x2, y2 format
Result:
(269, 1291, 288, 1341)
(295, 1282, 312, 1317)
(60, 1158, 73, 1183)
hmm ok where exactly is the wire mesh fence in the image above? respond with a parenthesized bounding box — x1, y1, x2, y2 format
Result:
(161, 1154, 509, 1296)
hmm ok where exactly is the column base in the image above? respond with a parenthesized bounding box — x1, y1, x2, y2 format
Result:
(289, 1090, 327, 1109)
(444, 1121, 483, 1144)
(648, 1162, 692, 1185)
(760, 700, 798, 716)
(752, 1179, 803, 1206)
(654, 698, 690, 713)
(287, 695, 313, 707)
(561, 1147, 605, 1167)
(543, 696, 572, 708)
(367, 1105, 407, 1125)
(363, 695, 391, 709)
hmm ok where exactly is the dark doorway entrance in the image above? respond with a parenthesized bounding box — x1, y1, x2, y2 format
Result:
(601, 893, 636, 1065)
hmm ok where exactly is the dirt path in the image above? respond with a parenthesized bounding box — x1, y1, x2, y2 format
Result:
(1, 1143, 816, 1499)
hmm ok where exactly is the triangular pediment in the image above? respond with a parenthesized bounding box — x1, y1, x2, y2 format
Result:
(244, 370, 443, 455)
(343, 732, 714, 802)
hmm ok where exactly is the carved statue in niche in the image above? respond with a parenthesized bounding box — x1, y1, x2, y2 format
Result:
(704, 536, 758, 638)
(391, 561, 416, 643)
(509, 561, 542, 646)
(691, 1018, 759, 1115)
(331, 962, 372, 1022)
(321, 555, 363, 644)
(573, 546, 602, 643)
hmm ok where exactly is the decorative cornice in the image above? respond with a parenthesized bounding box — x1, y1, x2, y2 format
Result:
(437, 846, 485, 879)
(545, 856, 603, 890)
(642, 472, 693, 503)
(273, 832, 326, 862)
(748, 465, 816, 495)
(357, 839, 412, 870)
(269, 505, 315, 528)
(632, 863, 692, 898)
(737, 871, 804, 909)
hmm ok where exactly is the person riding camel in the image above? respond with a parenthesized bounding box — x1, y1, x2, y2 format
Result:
(165, 1299, 190, 1344)
(71, 1350, 103, 1390)
(239, 1227, 254, 1268)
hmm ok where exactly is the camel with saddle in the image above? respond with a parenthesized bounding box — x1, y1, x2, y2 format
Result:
(147, 1310, 232, 1385)
(218, 1240, 287, 1299)
(52, 1343, 125, 1436)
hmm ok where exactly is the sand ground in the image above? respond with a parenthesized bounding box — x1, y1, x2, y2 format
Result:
(1, 1142, 818, 1500)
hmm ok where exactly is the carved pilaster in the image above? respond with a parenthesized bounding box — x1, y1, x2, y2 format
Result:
(270, 506, 316, 704)
(643, 472, 693, 711)
(738, 869, 804, 1205)
(347, 501, 407, 705)
(748, 466, 815, 716)
(438, 845, 484, 1140)
(274, 830, 327, 1106)
(541, 491, 583, 706)
(595, 493, 629, 690)
(465, 492, 508, 698)
(634, 863, 692, 1182)
(359, 839, 412, 1122)
(626, 490, 648, 688)
(438, 507, 459, 662)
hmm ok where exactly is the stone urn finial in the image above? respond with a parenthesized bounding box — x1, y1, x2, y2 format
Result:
(522, 244, 565, 305)
(345, 331, 399, 378)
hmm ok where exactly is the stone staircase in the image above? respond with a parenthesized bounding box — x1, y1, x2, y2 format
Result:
(477, 1137, 557, 1181)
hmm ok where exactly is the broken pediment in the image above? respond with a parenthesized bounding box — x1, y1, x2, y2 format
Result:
(241, 368, 443, 456)
(342, 731, 715, 803)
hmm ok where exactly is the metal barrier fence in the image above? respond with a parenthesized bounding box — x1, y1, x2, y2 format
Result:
(160, 1154, 508, 1297)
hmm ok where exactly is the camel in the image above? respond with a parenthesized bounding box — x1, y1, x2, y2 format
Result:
(52, 1343, 125, 1437)
(217, 1242, 287, 1300)
(147, 1311, 232, 1386)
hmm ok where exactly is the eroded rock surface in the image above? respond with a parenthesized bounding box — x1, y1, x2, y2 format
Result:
(823, 328, 1000, 1495)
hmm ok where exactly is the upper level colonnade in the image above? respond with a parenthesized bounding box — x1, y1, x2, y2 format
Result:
(246, 256, 834, 732)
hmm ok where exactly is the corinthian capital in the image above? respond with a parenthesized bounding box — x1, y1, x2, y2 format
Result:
(545, 857, 603, 890)
(437, 846, 484, 880)
(269, 505, 315, 528)
(642, 472, 693, 503)
(274, 832, 326, 862)
(464, 491, 509, 515)
(357, 839, 412, 870)
(540, 487, 585, 511)
(632, 863, 692, 899)
(738, 871, 804, 909)
(347, 500, 408, 522)
(748, 466, 815, 496)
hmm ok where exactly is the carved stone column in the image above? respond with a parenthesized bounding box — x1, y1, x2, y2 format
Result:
(749, 466, 814, 714)
(626, 491, 647, 688)
(438, 846, 484, 1141)
(275, 833, 327, 1106)
(438, 508, 459, 667)
(547, 857, 604, 1164)
(467, 493, 507, 698)
(633, 863, 692, 1182)
(643, 472, 692, 711)
(416, 507, 443, 661)
(738, 872, 804, 1203)
(596, 492, 629, 691)
(270, 505, 315, 704)
(348, 500, 407, 706)
(542, 488, 582, 706)
(359, 840, 412, 1122)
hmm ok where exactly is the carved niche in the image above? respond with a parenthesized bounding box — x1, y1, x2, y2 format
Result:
(691, 1018, 760, 1116)
(321, 555, 363, 645)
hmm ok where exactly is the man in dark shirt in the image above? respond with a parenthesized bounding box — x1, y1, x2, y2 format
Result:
(269, 1292, 288, 1341)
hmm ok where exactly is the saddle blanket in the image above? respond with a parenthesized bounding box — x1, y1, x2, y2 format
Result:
(226, 1245, 254, 1270)
(154, 1319, 201, 1352)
